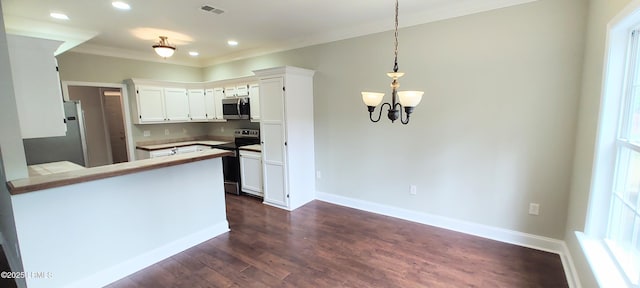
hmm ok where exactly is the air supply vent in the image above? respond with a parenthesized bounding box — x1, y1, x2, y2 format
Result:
(201, 5, 225, 14)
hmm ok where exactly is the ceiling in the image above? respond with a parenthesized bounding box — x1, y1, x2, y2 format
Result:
(1, 0, 535, 67)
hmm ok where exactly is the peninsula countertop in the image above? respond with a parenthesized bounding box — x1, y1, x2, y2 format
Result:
(136, 140, 232, 151)
(7, 149, 232, 195)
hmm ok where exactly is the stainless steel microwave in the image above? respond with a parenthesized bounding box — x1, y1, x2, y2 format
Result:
(222, 97, 250, 120)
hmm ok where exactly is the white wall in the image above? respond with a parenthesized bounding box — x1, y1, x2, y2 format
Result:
(564, 0, 633, 287)
(204, 0, 587, 240)
(0, 1, 26, 180)
(11, 158, 228, 288)
(0, 2, 28, 287)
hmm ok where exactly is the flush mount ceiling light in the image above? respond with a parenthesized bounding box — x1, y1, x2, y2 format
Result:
(49, 12, 69, 20)
(227, 40, 238, 46)
(361, 0, 424, 125)
(152, 36, 176, 58)
(112, 1, 131, 10)
(189, 51, 199, 56)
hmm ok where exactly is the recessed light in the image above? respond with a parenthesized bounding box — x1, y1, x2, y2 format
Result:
(112, 1, 131, 10)
(189, 51, 199, 56)
(227, 40, 238, 46)
(50, 12, 69, 20)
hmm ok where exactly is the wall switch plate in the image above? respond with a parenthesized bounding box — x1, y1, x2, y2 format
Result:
(529, 203, 540, 215)
(316, 171, 322, 179)
(143, 130, 150, 137)
(410, 185, 417, 195)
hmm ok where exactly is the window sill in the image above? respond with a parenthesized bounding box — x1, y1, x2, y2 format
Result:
(576, 231, 629, 287)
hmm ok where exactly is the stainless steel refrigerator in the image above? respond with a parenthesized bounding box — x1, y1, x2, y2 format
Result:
(23, 101, 86, 166)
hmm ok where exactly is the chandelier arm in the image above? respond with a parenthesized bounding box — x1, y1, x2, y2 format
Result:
(370, 102, 392, 123)
(400, 107, 411, 125)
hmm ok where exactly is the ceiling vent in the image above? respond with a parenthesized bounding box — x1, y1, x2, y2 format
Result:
(201, 5, 225, 14)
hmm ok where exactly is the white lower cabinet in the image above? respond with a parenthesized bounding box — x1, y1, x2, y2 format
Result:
(136, 145, 211, 159)
(240, 150, 263, 197)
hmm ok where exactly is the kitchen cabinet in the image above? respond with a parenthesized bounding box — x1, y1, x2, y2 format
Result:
(136, 145, 211, 159)
(163, 87, 189, 122)
(249, 83, 260, 122)
(204, 87, 225, 121)
(136, 86, 166, 123)
(127, 80, 191, 124)
(224, 84, 249, 98)
(188, 88, 207, 121)
(213, 88, 225, 119)
(224, 86, 237, 97)
(240, 150, 263, 197)
(253, 66, 315, 210)
(6, 34, 66, 138)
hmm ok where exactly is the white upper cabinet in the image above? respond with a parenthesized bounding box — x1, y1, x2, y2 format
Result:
(236, 84, 249, 96)
(204, 89, 216, 120)
(6, 34, 66, 138)
(126, 77, 258, 124)
(163, 88, 189, 122)
(224, 86, 237, 97)
(188, 89, 207, 121)
(136, 86, 165, 123)
(249, 83, 260, 122)
(213, 88, 225, 120)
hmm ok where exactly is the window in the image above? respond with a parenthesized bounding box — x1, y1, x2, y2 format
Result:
(606, 27, 640, 285)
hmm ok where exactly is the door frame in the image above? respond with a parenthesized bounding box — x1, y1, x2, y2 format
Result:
(61, 81, 135, 162)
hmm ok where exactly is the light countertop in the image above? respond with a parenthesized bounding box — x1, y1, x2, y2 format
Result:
(28, 161, 85, 177)
(136, 140, 232, 151)
(8, 149, 232, 195)
(238, 144, 261, 152)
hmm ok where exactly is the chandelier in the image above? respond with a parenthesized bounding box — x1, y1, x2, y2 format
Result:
(361, 0, 424, 125)
(152, 36, 176, 58)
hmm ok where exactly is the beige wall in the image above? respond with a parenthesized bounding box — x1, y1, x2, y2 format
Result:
(48, 0, 609, 285)
(204, 0, 586, 239)
(564, 0, 633, 287)
(56, 52, 212, 146)
(68, 86, 111, 167)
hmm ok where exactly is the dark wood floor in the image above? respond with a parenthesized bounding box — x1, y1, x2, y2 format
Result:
(0, 194, 568, 287)
(103, 194, 567, 288)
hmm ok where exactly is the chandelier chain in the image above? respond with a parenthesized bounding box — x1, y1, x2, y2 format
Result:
(393, 0, 399, 72)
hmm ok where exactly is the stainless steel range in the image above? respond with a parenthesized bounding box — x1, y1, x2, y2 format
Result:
(211, 129, 260, 195)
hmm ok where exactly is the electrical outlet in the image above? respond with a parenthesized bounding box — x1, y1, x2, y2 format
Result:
(165, 129, 170, 135)
(182, 128, 187, 134)
(143, 130, 150, 137)
(220, 127, 225, 132)
(410, 185, 417, 195)
(316, 171, 322, 179)
(529, 203, 540, 215)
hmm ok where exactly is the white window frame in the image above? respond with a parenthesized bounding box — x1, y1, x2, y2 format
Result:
(580, 1, 640, 288)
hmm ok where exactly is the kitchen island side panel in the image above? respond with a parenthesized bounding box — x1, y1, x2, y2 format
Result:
(10, 158, 228, 288)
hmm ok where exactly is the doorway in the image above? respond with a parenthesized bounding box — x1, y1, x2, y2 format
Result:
(62, 81, 133, 167)
(102, 90, 128, 164)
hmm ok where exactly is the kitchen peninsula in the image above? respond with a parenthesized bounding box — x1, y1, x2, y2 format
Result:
(4, 149, 231, 288)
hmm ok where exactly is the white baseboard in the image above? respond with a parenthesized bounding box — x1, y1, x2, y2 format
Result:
(315, 191, 580, 288)
(65, 221, 230, 288)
